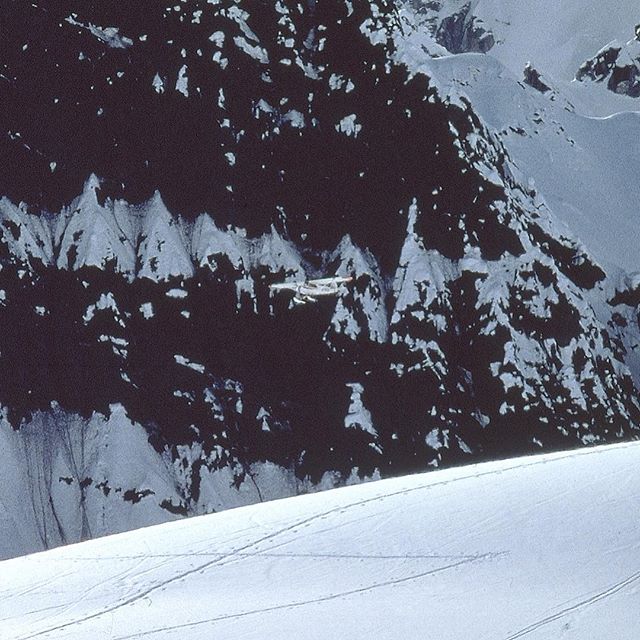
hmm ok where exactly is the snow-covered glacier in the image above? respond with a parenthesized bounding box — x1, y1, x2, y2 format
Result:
(3, 441, 640, 639)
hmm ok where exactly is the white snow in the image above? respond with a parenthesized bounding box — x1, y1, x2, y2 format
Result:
(336, 113, 362, 137)
(233, 36, 269, 64)
(140, 302, 154, 319)
(282, 109, 305, 128)
(166, 288, 188, 299)
(327, 235, 388, 344)
(251, 225, 302, 275)
(152, 73, 165, 94)
(344, 383, 376, 436)
(467, 0, 638, 85)
(396, 11, 640, 273)
(174, 354, 205, 374)
(209, 31, 225, 47)
(406, 0, 638, 89)
(191, 218, 304, 307)
(55, 175, 136, 275)
(65, 16, 133, 49)
(190, 215, 247, 270)
(1, 188, 301, 284)
(175, 65, 189, 97)
(83, 292, 122, 325)
(135, 192, 194, 281)
(0, 407, 181, 561)
(3, 442, 640, 639)
(0, 198, 53, 267)
(0, 407, 301, 562)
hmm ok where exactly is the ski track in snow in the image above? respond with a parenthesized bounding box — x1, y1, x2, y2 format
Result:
(111, 555, 498, 639)
(3, 441, 640, 639)
(11, 444, 610, 636)
(504, 569, 640, 640)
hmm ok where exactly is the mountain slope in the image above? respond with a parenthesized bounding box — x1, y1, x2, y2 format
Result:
(0, 407, 297, 561)
(406, 0, 639, 84)
(2, 441, 640, 640)
(1, 0, 640, 559)
(400, 5, 640, 273)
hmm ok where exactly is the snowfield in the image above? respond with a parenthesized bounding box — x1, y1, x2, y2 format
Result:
(2, 441, 640, 640)
(396, 11, 640, 274)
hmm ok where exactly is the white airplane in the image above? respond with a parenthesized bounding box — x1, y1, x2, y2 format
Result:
(269, 276, 353, 305)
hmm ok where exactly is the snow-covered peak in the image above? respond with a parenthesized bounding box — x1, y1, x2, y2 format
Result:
(326, 235, 388, 344)
(191, 214, 248, 272)
(251, 226, 302, 277)
(1, 0, 640, 562)
(136, 192, 194, 281)
(396, 31, 640, 273)
(55, 176, 136, 274)
(392, 203, 458, 321)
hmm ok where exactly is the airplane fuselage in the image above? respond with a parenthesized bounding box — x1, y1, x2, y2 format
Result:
(296, 283, 343, 297)
(269, 276, 353, 306)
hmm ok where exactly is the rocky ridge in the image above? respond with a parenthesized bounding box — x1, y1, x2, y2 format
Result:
(576, 37, 640, 97)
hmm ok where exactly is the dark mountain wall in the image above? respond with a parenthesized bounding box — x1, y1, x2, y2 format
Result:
(0, 0, 639, 492)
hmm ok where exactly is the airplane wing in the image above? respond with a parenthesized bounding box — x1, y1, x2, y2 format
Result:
(306, 276, 353, 286)
(269, 282, 300, 292)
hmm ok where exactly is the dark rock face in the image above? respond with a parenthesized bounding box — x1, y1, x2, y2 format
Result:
(576, 40, 640, 97)
(609, 276, 640, 388)
(523, 63, 552, 94)
(0, 0, 639, 494)
(435, 4, 495, 54)
(406, 0, 495, 55)
(1, 0, 408, 234)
